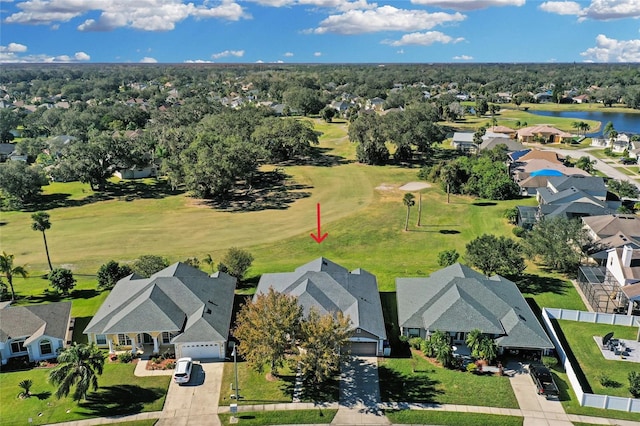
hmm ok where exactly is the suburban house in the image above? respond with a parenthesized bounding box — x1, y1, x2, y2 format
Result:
(478, 137, 524, 152)
(396, 263, 554, 357)
(591, 133, 632, 153)
(255, 257, 388, 356)
(84, 262, 236, 360)
(451, 131, 509, 152)
(366, 97, 385, 111)
(0, 302, 72, 366)
(486, 125, 516, 138)
(516, 125, 573, 144)
(113, 164, 158, 180)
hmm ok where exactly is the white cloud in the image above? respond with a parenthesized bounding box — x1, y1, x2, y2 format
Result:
(581, 34, 640, 62)
(539, 1, 583, 15)
(284, 52, 294, 57)
(211, 49, 245, 59)
(453, 54, 473, 60)
(0, 50, 91, 63)
(383, 31, 464, 46)
(312, 5, 465, 34)
(0, 42, 27, 52)
(140, 56, 158, 63)
(243, 0, 375, 11)
(184, 59, 214, 63)
(540, 0, 640, 20)
(314, 51, 322, 56)
(5, 0, 248, 31)
(397, 49, 404, 54)
(410, 0, 524, 10)
(74, 51, 90, 60)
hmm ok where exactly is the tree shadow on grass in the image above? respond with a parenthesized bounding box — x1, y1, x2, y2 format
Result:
(298, 376, 340, 403)
(295, 147, 352, 167)
(378, 363, 442, 403)
(24, 179, 182, 212)
(515, 273, 569, 296)
(33, 391, 52, 400)
(78, 385, 165, 416)
(201, 170, 312, 212)
(472, 202, 498, 207)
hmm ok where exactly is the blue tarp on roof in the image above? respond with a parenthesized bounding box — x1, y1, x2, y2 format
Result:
(530, 169, 564, 177)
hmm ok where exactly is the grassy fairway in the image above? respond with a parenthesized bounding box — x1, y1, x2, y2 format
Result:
(385, 410, 523, 426)
(0, 362, 169, 426)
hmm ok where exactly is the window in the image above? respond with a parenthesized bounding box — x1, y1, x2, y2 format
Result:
(96, 334, 107, 345)
(10, 340, 26, 353)
(407, 328, 421, 337)
(40, 339, 53, 355)
(118, 334, 132, 345)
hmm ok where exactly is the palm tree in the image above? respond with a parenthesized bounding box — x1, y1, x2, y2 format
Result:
(0, 252, 28, 302)
(31, 211, 53, 271)
(403, 193, 415, 232)
(49, 343, 105, 401)
(18, 379, 33, 398)
(203, 253, 215, 274)
(465, 329, 483, 359)
(478, 337, 498, 364)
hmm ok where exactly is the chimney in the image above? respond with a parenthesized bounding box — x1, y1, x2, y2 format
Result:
(622, 245, 634, 267)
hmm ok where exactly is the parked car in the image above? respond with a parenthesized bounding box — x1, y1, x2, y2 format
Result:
(529, 364, 559, 398)
(173, 357, 193, 384)
(620, 157, 637, 165)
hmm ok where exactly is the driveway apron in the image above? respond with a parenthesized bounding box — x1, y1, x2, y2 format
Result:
(332, 356, 389, 425)
(156, 360, 224, 426)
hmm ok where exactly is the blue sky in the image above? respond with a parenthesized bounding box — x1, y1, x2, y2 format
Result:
(1, 0, 639, 63)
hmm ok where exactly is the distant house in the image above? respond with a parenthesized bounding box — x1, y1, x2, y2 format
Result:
(516, 125, 573, 144)
(0, 302, 72, 365)
(255, 258, 388, 356)
(478, 137, 524, 152)
(366, 97, 385, 111)
(114, 165, 157, 180)
(330, 100, 350, 115)
(85, 262, 236, 360)
(573, 94, 590, 104)
(451, 132, 476, 151)
(0, 143, 16, 162)
(396, 263, 554, 357)
(486, 125, 516, 138)
(582, 214, 640, 263)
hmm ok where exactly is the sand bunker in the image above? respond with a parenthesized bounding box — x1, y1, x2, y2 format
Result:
(399, 182, 431, 191)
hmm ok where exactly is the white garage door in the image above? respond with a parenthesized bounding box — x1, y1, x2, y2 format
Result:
(179, 342, 220, 360)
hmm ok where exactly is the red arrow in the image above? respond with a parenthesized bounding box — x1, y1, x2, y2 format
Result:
(310, 203, 328, 244)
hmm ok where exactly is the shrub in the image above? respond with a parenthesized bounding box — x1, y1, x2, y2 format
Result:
(166, 361, 176, 370)
(218, 247, 254, 281)
(629, 371, 640, 398)
(599, 374, 620, 388)
(97, 260, 133, 290)
(398, 335, 409, 344)
(503, 207, 518, 225)
(466, 363, 478, 373)
(542, 355, 558, 368)
(48, 268, 76, 296)
(437, 249, 460, 267)
(117, 352, 133, 363)
(408, 337, 423, 350)
(512, 226, 527, 238)
(132, 255, 169, 278)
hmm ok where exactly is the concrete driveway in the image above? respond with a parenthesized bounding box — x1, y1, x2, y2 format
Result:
(507, 361, 572, 426)
(156, 360, 224, 426)
(332, 356, 389, 425)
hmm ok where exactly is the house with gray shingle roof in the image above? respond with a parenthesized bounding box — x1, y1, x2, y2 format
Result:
(0, 302, 72, 365)
(396, 263, 554, 356)
(255, 257, 388, 356)
(84, 262, 236, 360)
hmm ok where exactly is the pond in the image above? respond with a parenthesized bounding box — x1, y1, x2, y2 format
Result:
(529, 109, 640, 135)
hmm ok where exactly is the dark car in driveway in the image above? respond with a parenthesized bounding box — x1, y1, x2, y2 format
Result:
(529, 364, 559, 399)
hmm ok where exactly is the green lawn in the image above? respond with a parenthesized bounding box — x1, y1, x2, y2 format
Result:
(385, 410, 523, 426)
(378, 350, 519, 408)
(554, 320, 639, 398)
(0, 362, 169, 426)
(219, 409, 337, 426)
(218, 360, 339, 406)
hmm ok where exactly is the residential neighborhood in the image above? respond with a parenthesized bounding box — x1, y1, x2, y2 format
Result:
(1, 64, 640, 426)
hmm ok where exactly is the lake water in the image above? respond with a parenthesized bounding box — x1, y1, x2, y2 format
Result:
(529, 110, 640, 135)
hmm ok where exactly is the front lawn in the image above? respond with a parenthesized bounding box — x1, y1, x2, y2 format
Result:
(218, 360, 339, 406)
(219, 409, 337, 426)
(0, 362, 169, 426)
(378, 351, 518, 408)
(385, 410, 523, 426)
(554, 320, 639, 398)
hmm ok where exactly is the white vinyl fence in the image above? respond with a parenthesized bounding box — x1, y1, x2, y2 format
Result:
(541, 308, 640, 413)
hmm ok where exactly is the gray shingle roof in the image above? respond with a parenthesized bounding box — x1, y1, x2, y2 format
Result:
(84, 263, 236, 343)
(396, 263, 553, 350)
(256, 257, 387, 340)
(0, 302, 71, 344)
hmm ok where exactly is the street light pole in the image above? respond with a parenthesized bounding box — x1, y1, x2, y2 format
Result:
(232, 344, 240, 400)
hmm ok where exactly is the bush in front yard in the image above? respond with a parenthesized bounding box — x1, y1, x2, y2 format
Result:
(628, 371, 640, 398)
(542, 356, 558, 368)
(117, 352, 133, 363)
(408, 337, 423, 350)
